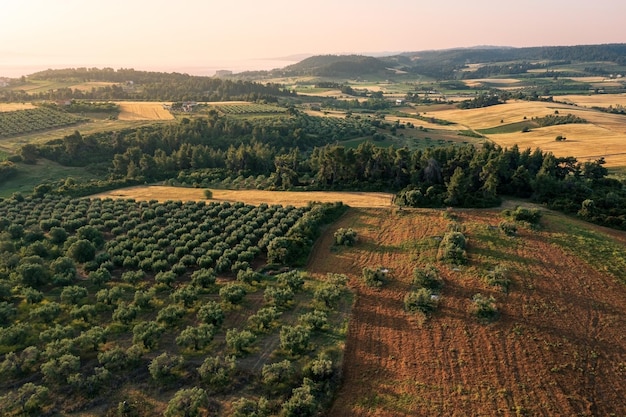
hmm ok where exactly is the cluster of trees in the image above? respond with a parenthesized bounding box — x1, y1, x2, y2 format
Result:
(0, 193, 350, 415)
(2, 68, 294, 102)
(457, 91, 509, 109)
(22, 104, 626, 230)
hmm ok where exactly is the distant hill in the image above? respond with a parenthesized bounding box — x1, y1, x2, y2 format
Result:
(280, 54, 390, 77)
(268, 44, 626, 80)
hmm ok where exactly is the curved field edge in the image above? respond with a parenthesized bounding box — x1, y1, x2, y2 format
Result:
(90, 185, 394, 208)
(307, 207, 626, 417)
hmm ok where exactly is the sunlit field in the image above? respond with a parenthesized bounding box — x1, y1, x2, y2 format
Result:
(115, 101, 175, 120)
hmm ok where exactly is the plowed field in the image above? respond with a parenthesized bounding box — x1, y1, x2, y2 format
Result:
(308, 207, 626, 416)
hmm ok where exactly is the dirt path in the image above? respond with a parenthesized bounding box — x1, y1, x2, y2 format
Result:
(307, 207, 626, 416)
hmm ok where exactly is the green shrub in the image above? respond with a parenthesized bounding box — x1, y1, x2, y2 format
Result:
(404, 288, 439, 314)
(484, 265, 511, 292)
(333, 227, 357, 246)
(413, 265, 443, 290)
(470, 293, 499, 322)
(362, 267, 387, 288)
(498, 221, 517, 236)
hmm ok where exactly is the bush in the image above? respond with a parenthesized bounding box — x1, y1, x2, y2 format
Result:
(334, 227, 357, 246)
(280, 325, 311, 355)
(362, 267, 387, 288)
(437, 231, 467, 264)
(498, 221, 517, 236)
(197, 301, 224, 328)
(470, 293, 499, 322)
(413, 265, 443, 290)
(226, 329, 256, 355)
(67, 239, 96, 263)
(404, 288, 439, 314)
(502, 206, 542, 225)
(484, 265, 511, 292)
(220, 283, 247, 304)
(148, 352, 184, 382)
(261, 359, 295, 389)
(198, 355, 236, 388)
(164, 387, 209, 417)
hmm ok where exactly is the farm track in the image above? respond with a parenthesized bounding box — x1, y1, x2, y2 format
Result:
(307, 208, 626, 416)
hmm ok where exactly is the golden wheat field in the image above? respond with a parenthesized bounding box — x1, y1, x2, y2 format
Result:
(115, 101, 175, 121)
(425, 99, 626, 167)
(0, 103, 36, 112)
(91, 186, 395, 207)
(559, 93, 626, 108)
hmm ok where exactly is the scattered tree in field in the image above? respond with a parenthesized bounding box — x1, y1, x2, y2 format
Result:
(277, 270, 305, 292)
(132, 321, 165, 349)
(281, 379, 319, 417)
(484, 265, 511, 292)
(362, 266, 387, 288)
(156, 304, 186, 327)
(164, 387, 209, 417)
(14, 383, 49, 415)
(149, 352, 184, 383)
(263, 285, 294, 308)
(17, 262, 50, 287)
(112, 302, 139, 325)
(437, 231, 467, 264)
(413, 264, 443, 290)
(313, 283, 342, 308)
(67, 239, 96, 263)
(231, 397, 270, 417)
(470, 293, 499, 322)
(191, 268, 216, 288)
(304, 353, 334, 382)
(176, 324, 216, 350)
(89, 266, 112, 286)
(404, 288, 439, 314)
(60, 285, 88, 304)
(41, 353, 80, 384)
(226, 328, 256, 355)
(498, 220, 517, 236)
(220, 283, 247, 304)
(298, 309, 328, 331)
(280, 325, 312, 355)
(247, 306, 282, 333)
(197, 301, 224, 328)
(333, 227, 357, 246)
(170, 284, 199, 307)
(203, 189, 213, 199)
(261, 359, 295, 392)
(197, 355, 236, 388)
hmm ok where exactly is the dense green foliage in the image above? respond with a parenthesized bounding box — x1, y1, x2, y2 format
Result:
(1, 68, 293, 102)
(0, 195, 350, 415)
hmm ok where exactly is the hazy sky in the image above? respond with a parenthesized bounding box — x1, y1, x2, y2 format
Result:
(1, 0, 625, 76)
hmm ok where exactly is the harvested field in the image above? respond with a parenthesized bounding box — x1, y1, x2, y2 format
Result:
(115, 101, 175, 120)
(559, 93, 626, 108)
(91, 185, 394, 208)
(306, 207, 626, 416)
(426, 100, 626, 167)
(0, 103, 36, 112)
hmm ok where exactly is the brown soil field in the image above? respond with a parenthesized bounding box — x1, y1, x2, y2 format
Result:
(306, 207, 626, 416)
(115, 101, 175, 121)
(91, 185, 394, 208)
(0, 103, 36, 112)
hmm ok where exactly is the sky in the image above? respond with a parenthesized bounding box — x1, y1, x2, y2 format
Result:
(1, 0, 625, 77)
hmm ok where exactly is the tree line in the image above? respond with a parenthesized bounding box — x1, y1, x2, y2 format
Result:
(1, 68, 294, 102)
(21, 110, 626, 230)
